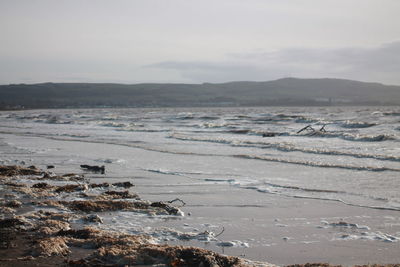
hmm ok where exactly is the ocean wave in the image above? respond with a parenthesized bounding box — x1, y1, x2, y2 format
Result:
(251, 113, 323, 124)
(95, 158, 126, 164)
(169, 133, 400, 162)
(143, 168, 189, 176)
(175, 113, 195, 120)
(272, 141, 400, 162)
(297, 131, 395, 142)
(117, 128, 170, 133)
(340, 121, 377, 128)
(25, 133, 219, 158)
(201, 122, 230, 128)
(226, 129, 252, 134)
(260, 182, 343, 194)
(101, 116, 119, 121)
(234, 154, 400, 172)
(198, 115, 220, 120)
(383, 111, 400, 116)
(42, 116, 71, 124)
(142, 168, 209, 177)
(98, 122, 126, 128)
(294, 116, 320, 123)
(276, 114, 306, 120)
(204, 178, 236, 183)
(60, 134, 90, 138)
(341, 133, 394, 142)
(15, 114, 72, 124)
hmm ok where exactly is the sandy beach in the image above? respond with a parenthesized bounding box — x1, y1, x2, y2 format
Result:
(1, 164, 274, 267)
(1, 162, 400, 267)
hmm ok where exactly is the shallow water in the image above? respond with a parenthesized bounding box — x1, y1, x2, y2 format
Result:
(1, 106, 399, 210)
(1, 106, 400, 265)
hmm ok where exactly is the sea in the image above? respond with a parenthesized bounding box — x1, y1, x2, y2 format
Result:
(1, 106, 400, 264)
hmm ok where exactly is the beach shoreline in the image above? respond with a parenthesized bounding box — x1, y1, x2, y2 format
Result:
(1, 163, 400, 266)
(0, 106, 400, 266)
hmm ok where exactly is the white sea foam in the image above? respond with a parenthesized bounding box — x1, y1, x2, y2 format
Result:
(216, 240, 250, 247)
(335, 231, 400, 243)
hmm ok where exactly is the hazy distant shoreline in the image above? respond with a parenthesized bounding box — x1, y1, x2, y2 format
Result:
(1, 77, 400, 109)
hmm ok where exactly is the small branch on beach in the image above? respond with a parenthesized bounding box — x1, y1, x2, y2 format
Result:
(167, 198, 186, 207)
(297, 124, 328, 135)
(297, 125, 315, 134)
(215, 226, 225, 237)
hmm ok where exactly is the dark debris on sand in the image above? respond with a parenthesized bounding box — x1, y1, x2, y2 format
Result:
(0, 165, 257, 267)
(0, 165, 43, 177)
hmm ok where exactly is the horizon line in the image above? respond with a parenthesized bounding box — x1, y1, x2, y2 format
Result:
(1, 77, 398, 87)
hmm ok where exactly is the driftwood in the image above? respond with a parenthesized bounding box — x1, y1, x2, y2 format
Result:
(215, 226, 225, 237)
(168, 198, 186, 207)
(297, 124, 327, 135)
(297, 125, 315, 134)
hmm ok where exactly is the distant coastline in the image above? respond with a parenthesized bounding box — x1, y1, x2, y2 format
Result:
(1, 77, 400, 109)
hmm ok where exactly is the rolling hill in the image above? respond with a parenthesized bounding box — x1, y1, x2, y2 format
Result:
(1, 78, 399, 109)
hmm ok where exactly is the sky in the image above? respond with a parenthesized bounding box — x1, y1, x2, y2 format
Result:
(0, 0, 399, 85)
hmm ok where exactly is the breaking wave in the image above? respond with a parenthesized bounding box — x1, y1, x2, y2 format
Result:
(235, 154, 400, 172)
(340, 121, 377, 128)
(98, 122, 126, 128)
(295, 130, 395, 142)
(169, 133, 400, 162)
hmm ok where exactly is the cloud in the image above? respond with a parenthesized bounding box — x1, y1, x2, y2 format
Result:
(148, 41, 400, 84)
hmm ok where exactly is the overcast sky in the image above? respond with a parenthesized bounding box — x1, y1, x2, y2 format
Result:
(1, 0, 399, 84)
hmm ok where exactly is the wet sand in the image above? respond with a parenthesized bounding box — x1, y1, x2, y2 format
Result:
(137, 183, 400, 266)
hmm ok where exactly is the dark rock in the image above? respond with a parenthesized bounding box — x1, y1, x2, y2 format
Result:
(89, 183, 110, 188)
(80, 165, 105, 174)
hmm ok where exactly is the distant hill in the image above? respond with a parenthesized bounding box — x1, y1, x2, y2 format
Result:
(1, 78, 400, 109)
